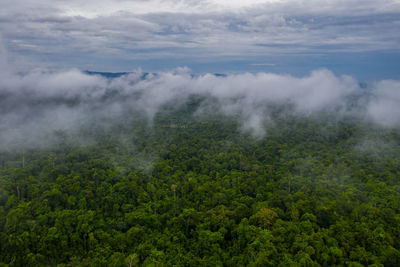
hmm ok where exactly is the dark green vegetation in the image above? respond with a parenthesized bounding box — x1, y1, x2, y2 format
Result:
(1, 100, 400, 266)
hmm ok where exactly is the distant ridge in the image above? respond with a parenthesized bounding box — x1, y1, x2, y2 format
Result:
(85, 70, 228, 79)
(84, 71, 131, 78)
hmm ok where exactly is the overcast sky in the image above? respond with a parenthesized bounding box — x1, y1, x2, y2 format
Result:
(1, 0, 400, 79)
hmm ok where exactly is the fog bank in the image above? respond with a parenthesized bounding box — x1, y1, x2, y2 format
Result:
(0, 54, 399, 149)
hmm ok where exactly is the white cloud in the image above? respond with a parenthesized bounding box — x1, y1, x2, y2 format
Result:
(367, 80, 400, 126)
(1, 51, 399, 149)
(0, 65, 361, 146)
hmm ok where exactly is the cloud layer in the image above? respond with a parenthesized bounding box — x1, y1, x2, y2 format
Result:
(0, 51, 399, 150)
(1, 0, 399, 74)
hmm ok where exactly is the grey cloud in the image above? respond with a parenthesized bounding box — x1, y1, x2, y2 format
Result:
(1, 0, 399, 68)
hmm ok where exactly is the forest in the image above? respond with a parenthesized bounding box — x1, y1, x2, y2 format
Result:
(0, 92, 400, 267)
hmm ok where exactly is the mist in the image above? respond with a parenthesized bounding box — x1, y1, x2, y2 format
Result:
(367, 80, 400, 127)
(0, 50, 399, 150)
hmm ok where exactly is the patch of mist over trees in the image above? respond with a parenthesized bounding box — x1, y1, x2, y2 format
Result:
(0, 67, 399, 152)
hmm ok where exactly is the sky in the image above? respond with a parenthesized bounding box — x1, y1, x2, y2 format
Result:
(1, 0, 400, 80)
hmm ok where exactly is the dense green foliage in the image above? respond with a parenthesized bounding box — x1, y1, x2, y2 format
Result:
(1, 101, 400, 266)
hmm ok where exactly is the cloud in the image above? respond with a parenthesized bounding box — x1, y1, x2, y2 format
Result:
(1, 47, 400, 150)
(0, 63, 357, 148)
(367, 80, 400, 126)
(0, 43, 7, 75)
(0, 0, 399, 71)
